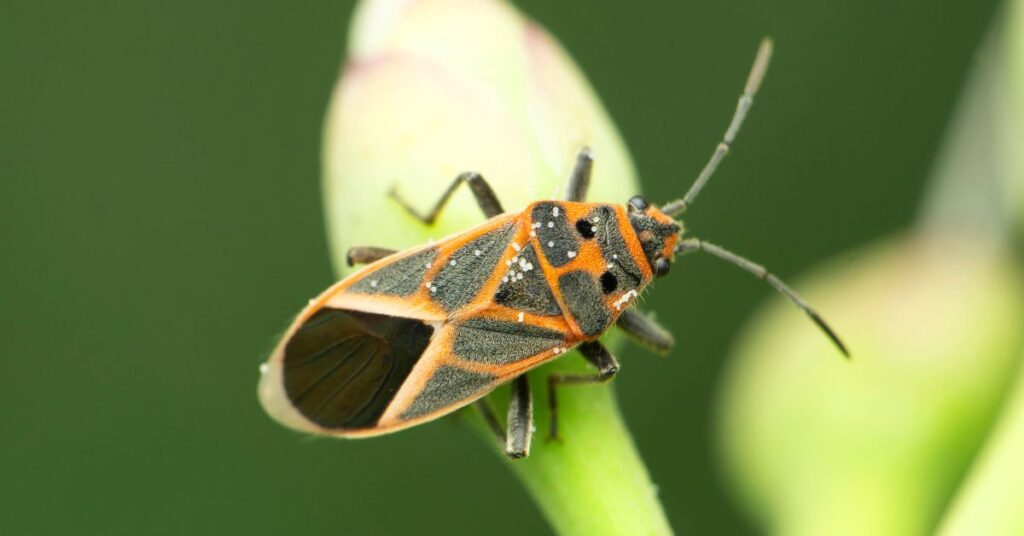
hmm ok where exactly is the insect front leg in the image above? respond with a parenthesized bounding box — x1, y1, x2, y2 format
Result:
(616, 308, 675, 355)
(345, 246, 398, 266)
(563, 147, 594, 202)
(547, 341, 620, 441)
(390, 172, 505, 224)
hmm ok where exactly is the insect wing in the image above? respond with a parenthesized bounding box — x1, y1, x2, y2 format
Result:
(372, 312, 576, 433)
(260, 213, 579, 436)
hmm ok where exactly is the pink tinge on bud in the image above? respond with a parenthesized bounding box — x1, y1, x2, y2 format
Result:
(322, 0, 639, 275)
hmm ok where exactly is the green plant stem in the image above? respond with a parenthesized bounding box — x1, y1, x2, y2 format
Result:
(472, 351, 673, 536)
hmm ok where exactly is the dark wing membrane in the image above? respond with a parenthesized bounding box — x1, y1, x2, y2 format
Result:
(282, 307, 433, 430)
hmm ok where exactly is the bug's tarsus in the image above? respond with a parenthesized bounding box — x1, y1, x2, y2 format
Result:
(661, 37, 774, 217)
(546, 341, 621, 440)
(345, 246, 397, 266)
(390, 172, 505, 225)
(505, 375, 533, 459)
(676, 237, 849, 357)
(564, 147, 595, 202)
(616, 308, 675, 355)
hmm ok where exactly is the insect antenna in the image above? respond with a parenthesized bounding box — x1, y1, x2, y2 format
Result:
(676, 238, 849, 357)
(661, 38, 773, 217)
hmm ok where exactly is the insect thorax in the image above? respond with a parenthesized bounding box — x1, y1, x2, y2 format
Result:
(526, 200, 651, 338)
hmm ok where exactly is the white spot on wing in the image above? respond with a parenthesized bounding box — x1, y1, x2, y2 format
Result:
(517, 312, 524, 323)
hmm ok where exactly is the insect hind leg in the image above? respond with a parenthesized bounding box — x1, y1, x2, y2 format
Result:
(473, 375, 533, 459)
(505, 375, 533, 458)
(475, 398, 506, 445)
(390, 172, 504, 225)
(547, 341, 619, 441)
(563, 147, 594, 202)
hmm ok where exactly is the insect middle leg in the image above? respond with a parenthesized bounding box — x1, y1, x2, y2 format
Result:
(547, 341, 620, 440)
(563, 147, 594, 202)
(390, 172, 505, 224)
(345, 246, 397, 266)
(616, 308, 675, 355)
(474, 375, 534, 459)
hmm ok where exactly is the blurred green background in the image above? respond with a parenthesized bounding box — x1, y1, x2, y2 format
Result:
(0, 0, 1005, 534)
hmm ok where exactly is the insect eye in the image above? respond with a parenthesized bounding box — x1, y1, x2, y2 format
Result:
(627, 196, 649, 212)
(575, 219, 596, 239)
(599, 271, 618, 294)
(653, 257, 671, 277)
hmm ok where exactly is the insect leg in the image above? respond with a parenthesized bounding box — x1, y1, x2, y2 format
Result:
(547, 341, 620, 440)
(390, 172, 505, 224)
(505, 375, 533, 459)
(475, 398, 506, 448)
(345, 246, 397, 266)
(563, 147, 595, 202)
(616, 308, 675, 355)
(676, 237, 849, 356)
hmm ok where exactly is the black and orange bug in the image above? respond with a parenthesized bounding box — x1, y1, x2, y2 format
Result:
(258, 38, 847, 458)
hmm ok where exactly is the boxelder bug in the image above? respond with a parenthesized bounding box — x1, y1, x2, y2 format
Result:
(258, 38, 847, 459)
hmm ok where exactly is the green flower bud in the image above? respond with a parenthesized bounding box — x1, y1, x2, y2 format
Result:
(319, 1, 670, 534)
(717, 235, 1024, 535)
(323, 0, 638, 274)
(939, 345, 1024, 535)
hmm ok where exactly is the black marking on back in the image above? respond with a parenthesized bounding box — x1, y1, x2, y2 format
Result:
(575, 219, 596, 238)
(430, 224, 515, 312)
(401, 365, 496, 419)
(349, 248, 438, 296)
(587, 206, 643, 291)
(494, 244, 562, 316)
(532, 202, 578, 267)
(282, 308, 434, 429)
(558, 270, 612, 337)
(599, 271, 618, 293)
(453, 317, 564, 364)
